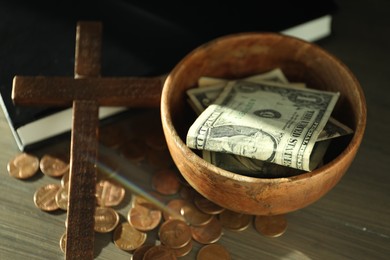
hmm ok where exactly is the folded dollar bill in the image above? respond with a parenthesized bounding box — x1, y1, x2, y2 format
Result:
(186, 79, 340, 171)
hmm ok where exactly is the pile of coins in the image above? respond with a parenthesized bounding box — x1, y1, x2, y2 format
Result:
(6, 110, 288, 259)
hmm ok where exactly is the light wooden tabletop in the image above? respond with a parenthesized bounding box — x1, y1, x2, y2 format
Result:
(1, 1, 389, 259)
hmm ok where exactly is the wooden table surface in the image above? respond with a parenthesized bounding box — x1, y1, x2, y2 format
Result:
(1, 1, 389, 259)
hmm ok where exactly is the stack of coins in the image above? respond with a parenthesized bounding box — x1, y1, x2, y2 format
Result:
(7, 110, 288, 259)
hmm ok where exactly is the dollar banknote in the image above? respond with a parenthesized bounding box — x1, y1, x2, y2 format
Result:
(186, 80, 340, 171)
(187, 78, 352, 142)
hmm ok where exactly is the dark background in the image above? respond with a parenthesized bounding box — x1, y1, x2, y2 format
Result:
(0, 0, 337, 129)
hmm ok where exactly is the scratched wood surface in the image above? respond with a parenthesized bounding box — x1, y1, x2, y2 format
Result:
(1, 1, 390, 259)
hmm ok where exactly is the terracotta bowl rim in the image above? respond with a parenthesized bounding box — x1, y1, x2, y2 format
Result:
(161, 32, 367, 185)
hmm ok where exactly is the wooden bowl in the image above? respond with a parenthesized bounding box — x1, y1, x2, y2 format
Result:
(160, 32, 366, 216)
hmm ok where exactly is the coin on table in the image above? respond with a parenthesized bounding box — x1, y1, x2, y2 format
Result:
(120, 138, 146, 163)
(113, 222, 147, 251)
(146, 149, 174, 169)
(191, 216, 223, 244)
(128, 203, 162, 232)
(254, 214, 287, 237)
(94, 207, 120, 233)
(55, 186, 69, 211)
(61, 170, 69, 188)
(197, 243, 231, 260)
(40, 154, 69, 177)
(33, 183, 61, 211)
(158, 219, 192, 249)
(163, 199, 187, 222)
(7, 152, 39, 179)
(152, 169, 181, 195)
(132, 243, 155, 260)
(218, 209, 253, 231)
(172, 238, 193, 258)
(59, 232, 66, 253)
(95, 179, 125, 207)
(181, 201, 213, 227)
(194, 195, 225, 215)
(145, 132, 168, 151)
(143, 245, 177, 260)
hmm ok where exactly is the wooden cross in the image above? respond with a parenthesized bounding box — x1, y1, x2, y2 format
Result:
(12, 21, 165, 259)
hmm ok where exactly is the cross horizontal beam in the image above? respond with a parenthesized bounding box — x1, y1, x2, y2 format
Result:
(12, 75, 165, 107)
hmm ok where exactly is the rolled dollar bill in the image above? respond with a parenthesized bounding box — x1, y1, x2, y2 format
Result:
(186, 80, 340, 171)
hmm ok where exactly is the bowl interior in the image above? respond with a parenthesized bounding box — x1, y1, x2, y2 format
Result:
(161, 32, 366, 214)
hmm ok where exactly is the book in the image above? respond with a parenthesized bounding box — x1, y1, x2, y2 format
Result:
(0, 0, 337, 151)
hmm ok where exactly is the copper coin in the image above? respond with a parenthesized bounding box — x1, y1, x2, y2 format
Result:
(191, 216, 223, 244)
(152, 169, 181, 195)
(254, 214, 288, 237)
(179, 186, 197, 201)
(172, 239, 193, 257)
(95, 179, 125, 207)
(7, 152, 39, 179)
(132, 195, 160, 210)
(33, 183, 61, 211)
(145, 132, 168, 151)
(158, 219, 192, 249)
(163, 199, 187, 222)
(61, 170, 69, 188)
(39, 154, 69, 177)
(143, 245, 177, 260)
(131, 243, 154, 260)
(113, 222, 147, 251)
(181, 201, 213, 227)
(120, 138, 146, 163)
(55, 186, 69, 211)
(218, 209, 253, 231)
(146, 149, 174, 169)
(94, 207, 120, 233)
(197, 244, 231, 260)
(128, 203, 162, 231)
(194, 195, 225, 215)
(59, 232, 66, 253)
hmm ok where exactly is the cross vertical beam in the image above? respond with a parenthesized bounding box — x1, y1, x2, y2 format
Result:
(65, 21, 101, 259)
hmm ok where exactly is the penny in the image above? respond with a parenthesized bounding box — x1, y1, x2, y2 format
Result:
(55, 186, 69, 211)
(39, 154, 69, 177)
(94, 207, 120, 233)
(172, 239, 193, 257)
(61, 170, 69, 188)
(7, 152, 39, 179)
(143, 245, 177, 260)
(163, 199, 187, 222)
(131, 243, 154, 260)
(218, 209, 253, 231)
(146, 149, 174, 169)
(191, 216, 223, 244)
(59, 232, 66, 253)
(95, 179, 125, 207)
(33, 183, 61, 211)
(181, 201, 213, 227)
(152, 169, 181, 195)
(120, 138, 146, 163)
(179, 186, 197, 201)
(145, 132, 168, 151)
(197, 244, 231, 260)
(194, 195, 225, 215)
(158, 219, 192, 249)
(128, 203, 162, 231)
(254, 214, 288, 237)
(113, 222, 147, 251)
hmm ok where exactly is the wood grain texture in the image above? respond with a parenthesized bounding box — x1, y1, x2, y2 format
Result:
(66, 100, 99, 259)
